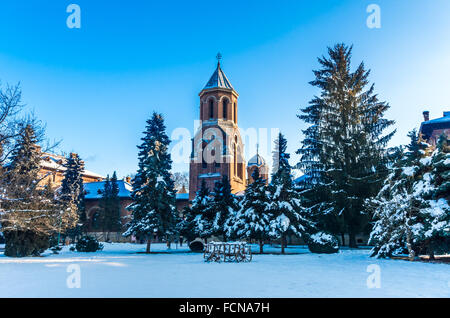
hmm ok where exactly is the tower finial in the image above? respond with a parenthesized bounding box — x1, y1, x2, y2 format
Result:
(216, 52, 222, 66)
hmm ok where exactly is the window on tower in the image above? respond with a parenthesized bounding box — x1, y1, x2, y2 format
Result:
(223, 99, 228, 119)
(209, 100, 214, 119)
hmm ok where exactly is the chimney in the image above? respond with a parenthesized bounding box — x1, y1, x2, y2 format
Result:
(423, 111, 430, 122)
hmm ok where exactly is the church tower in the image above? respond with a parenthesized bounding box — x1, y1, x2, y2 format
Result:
(189, 56, 246, 200)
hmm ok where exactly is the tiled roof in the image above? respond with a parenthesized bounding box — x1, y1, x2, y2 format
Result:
(203, 62, 234, 90)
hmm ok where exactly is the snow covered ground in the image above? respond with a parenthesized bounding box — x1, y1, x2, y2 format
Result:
(0, 243, 448, 298)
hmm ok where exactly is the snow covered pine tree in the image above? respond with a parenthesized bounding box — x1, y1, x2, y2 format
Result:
(60, 152, 87, 240)
(267, 133, 314, 254)
(124, 112, 177, 253)
(297, 44, 395, 247)
(227, 167, 271, 253)
(368, 130, 450, 259)
(0, 125, 77, 257)
(211, 175, 239, 241)
(179, 179, 213, 243)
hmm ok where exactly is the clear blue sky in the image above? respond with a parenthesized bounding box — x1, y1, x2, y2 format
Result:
(1, 0, 449, 178)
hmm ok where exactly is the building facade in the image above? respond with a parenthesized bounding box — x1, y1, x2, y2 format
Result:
(247, 153, 269, 185)
(189, 60, 247, 200)
(420, 111, 450, 146)
(39, 152, 104, 188)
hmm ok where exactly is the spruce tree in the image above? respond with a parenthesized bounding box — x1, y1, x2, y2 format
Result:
(227, 167, 271, 253)
(297, 44, 395, 247)
(124, 112, 177, 253)
(210, 175, 239, 241)
(100, 172, 122, 241)
(268, 133, 314, 254)
(416, 134, 450, 257)
(0, 125, 77, 257)
(60, 153, 86, 240)
(368, 129, 436, 259)
(180, 180, 213, 242)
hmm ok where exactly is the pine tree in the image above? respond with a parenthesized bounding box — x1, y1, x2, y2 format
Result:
(0, 125, 78, 257)
(268, 133, 314, 254)
(227, 167, 271, 253)
(179, 179, 213, 242)
(100, 172, 122, 241)
(60, 153, 86, 240)
(415, 134, 450, 257)
(297, 44, 395, 247)
(210, 175, 239, 241)
(123, 112, 177, 253)
(368, 129, 435, 259)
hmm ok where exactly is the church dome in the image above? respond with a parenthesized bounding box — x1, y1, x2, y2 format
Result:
(248, 154, 266, 167)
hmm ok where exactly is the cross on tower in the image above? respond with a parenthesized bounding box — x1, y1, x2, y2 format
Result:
(216, 52, 222, 65)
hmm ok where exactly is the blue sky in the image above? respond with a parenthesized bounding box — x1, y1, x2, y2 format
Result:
(1, 0, 449, 178)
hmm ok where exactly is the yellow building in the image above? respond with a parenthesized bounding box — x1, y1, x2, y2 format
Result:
(39, 152, 104, 188)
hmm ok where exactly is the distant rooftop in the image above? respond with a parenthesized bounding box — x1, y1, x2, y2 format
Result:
(84, 180, 133, 200)
(84, 180, 189, 201)
(420, 111, 450, 141)
(40, 152, 104, 179)
(248, 154, 266, 167)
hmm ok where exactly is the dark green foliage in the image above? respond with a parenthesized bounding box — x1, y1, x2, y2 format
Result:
(75, 236, 104, 252)
(227, 167, 271, 252)
(1, 125, 77, 257)
(297, 44, 395, 247)
(268, 133, 315, 253)
(124, 112, 177, 252)
(3, 230, 51, 257)
(210, 175, 239, 240)
(307, 232, 339, 254)
(61, 153, 87, 239)
(99, 172, 122, 240)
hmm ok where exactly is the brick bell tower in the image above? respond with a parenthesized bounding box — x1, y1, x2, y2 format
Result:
(189, 55, 246, 200)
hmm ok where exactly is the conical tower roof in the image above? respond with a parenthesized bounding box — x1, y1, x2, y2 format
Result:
(203, 61, 234, 91)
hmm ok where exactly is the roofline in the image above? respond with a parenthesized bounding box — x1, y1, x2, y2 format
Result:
(199, 87, 239, 98)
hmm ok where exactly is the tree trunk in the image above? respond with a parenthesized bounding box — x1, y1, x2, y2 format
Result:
(405, 216, 415, 261)
(281, 235, 286, 254)
(341, 233, 345, 246)
(349, 232, 357, 248)
(259, 241, 264, 254)
(146, 238, 151, 253)
(429, 249, 435, 261)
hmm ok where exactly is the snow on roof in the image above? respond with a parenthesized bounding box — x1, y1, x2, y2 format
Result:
(203, 62, 234, 91)
(84, 180, 133, 200)
(422, 111, 450, 125)
(85, 181, 189, 201)
(40, 153, 104, 179)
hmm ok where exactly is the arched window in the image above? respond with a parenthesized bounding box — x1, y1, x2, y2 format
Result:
(233, 144, 237, 176)
(233, 103, 237, 123)
(223, 99, 228, 119)
(209, 100, 214, 119)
